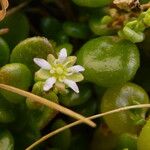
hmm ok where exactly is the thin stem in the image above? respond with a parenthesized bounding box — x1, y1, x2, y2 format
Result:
(141, 3, 150, 10)
(0, 84, 96, 127)
(26, 121, 81, 150)
(6, 1, 30, 17)
(90, 104, 150, 120)
(26, 104, 150, 150)
(0, 28, 9, 35)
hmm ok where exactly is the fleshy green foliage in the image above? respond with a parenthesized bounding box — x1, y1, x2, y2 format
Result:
(89, 16, 115, 36)
(10, 37, 54, 74)
(13, 126, 41, 150)
(0, 63, 32, 103)
(138, 119, 150, 150)
(118, 9, 150, 43)
(101, 82, 149, 134)
(49, 119, 71, 150)
(77, 36, 140, 87)
(26, 82, 58, 129)
(116, 133, 137, 150)
(0, 0, 150, 149)
(59, 84, 91, 107)
(0, 37, 10, 67)
(63, 22, 90, 39)
(0, 129, 14, 150)
(0, 94, 15, 123)
(0, 12, 29, 49)
(41, 17, 62, 39)
(91, 126, 118, 150)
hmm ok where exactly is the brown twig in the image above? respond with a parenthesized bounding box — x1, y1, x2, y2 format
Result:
(141, 3, 150, 10)
(26, 103, 150, 150)
(0, 0, 9, 21)
(0, 84, 96, 127)
(0, 28, 9, 35)
(6, 1, 30, 17)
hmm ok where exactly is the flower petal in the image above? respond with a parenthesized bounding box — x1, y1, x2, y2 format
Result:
(34, 58, 51, 70)
(63, 79, 79, 93)
(43, 77, 56, 91)
(58, 48, 67, 62)
(64, 56, 77, 67)
(47, 54, 56, 65)
(68, 65, 85, 73)
(35, 69, 50, 81)
(67, 73, 84, 82)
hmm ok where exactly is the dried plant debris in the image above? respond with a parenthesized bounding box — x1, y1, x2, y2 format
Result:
(113, 0, 141, 11)
(0, 0, 9, 21)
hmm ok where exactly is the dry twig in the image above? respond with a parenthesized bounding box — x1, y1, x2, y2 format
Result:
(0, 84, 96, 127)
(26, 103, 150, 150)
(0, 0, 9, 21)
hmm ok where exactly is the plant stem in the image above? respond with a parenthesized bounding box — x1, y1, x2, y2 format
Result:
(26, 103, 150, 150)
(141, 3, 150, 10)
(0, 28, 9, 35)
(0, 84, 96, 127)
(6, 1, 30, 17)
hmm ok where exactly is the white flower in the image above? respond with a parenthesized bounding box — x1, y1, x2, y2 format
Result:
(33, 48, 85, 93)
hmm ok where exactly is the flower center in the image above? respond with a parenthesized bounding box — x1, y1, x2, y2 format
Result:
(50, 64, 67, 81)
(56, 67, 64, 75)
